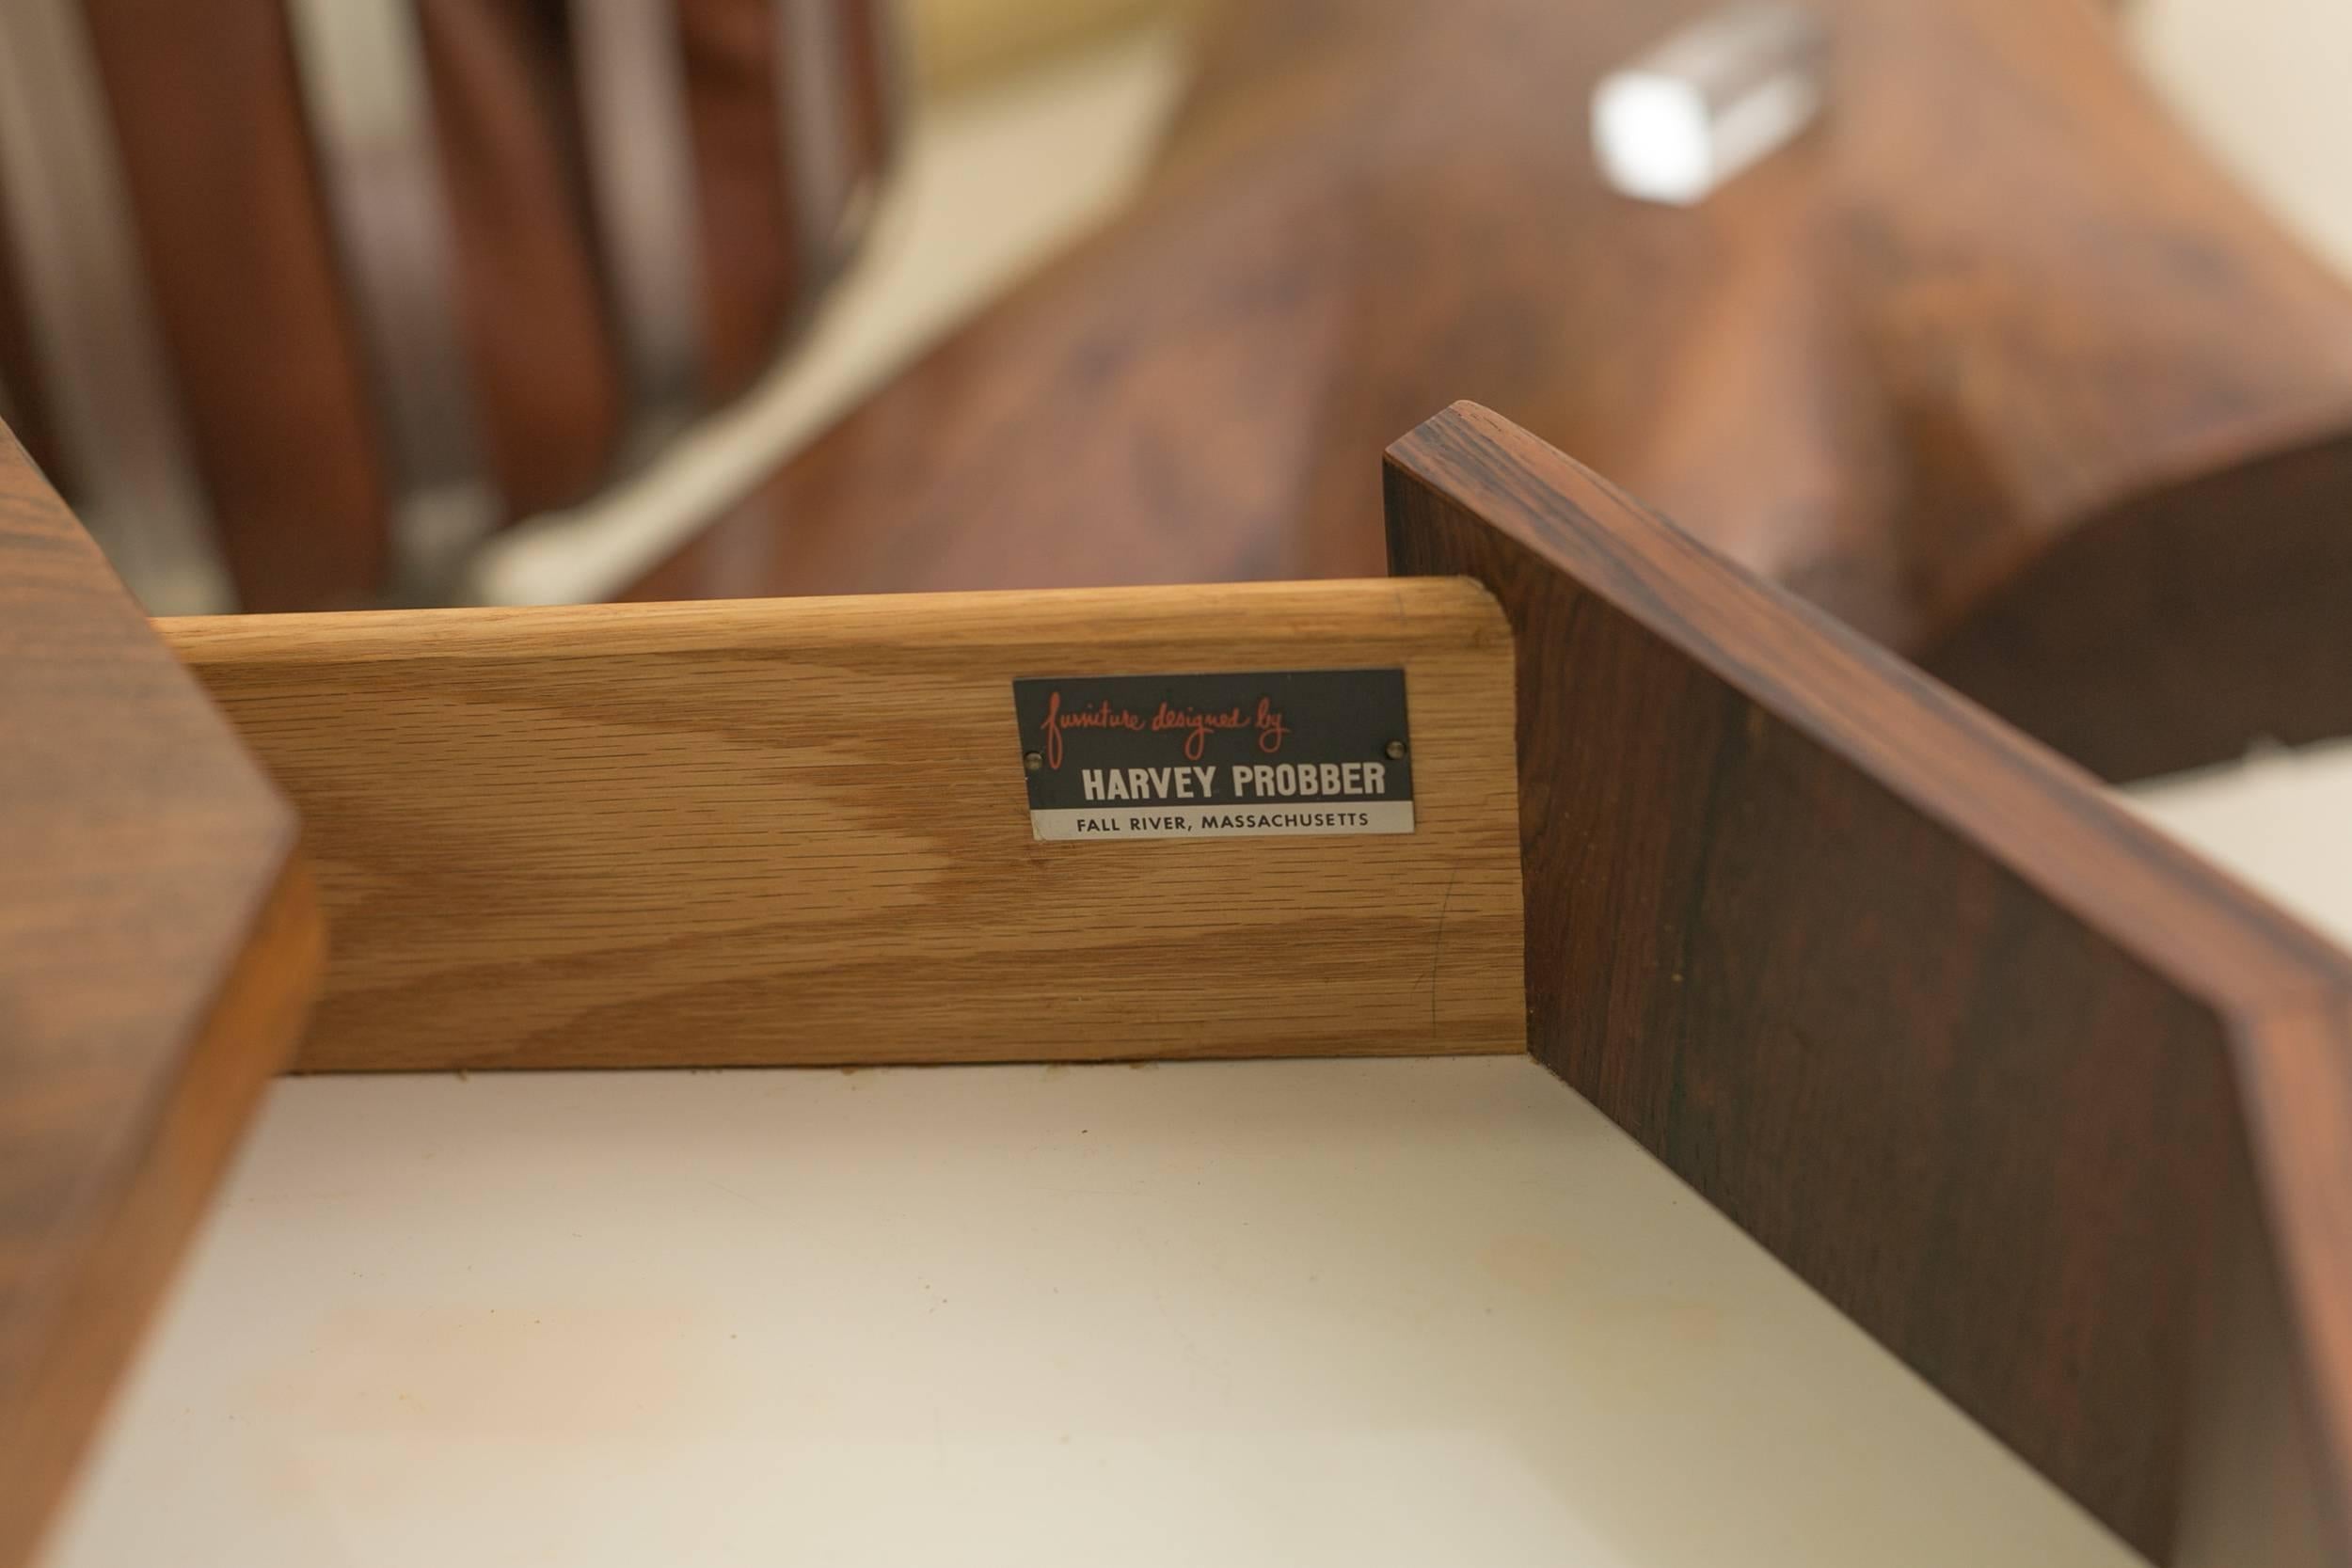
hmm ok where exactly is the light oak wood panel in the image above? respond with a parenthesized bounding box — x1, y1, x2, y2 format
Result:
(162, 579, 1523, 1070)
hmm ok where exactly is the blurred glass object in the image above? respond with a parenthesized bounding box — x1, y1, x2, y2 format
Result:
(1592, 2, 1827, 206)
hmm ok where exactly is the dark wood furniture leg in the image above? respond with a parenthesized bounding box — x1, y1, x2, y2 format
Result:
(1386, 401, 2352, 1564)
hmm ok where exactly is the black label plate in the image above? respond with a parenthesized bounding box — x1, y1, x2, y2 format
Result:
(1011, 669, 1414, 841)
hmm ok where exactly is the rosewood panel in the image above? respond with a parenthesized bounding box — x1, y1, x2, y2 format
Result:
(1385, 402, 2352, 1563)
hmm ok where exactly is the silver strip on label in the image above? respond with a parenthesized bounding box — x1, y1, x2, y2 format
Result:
(1030, 802, 1418, 842)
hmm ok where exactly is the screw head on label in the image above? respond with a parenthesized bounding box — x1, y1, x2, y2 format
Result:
(1024, 751, 1043, 773)
(1384, 739, 1407, 760)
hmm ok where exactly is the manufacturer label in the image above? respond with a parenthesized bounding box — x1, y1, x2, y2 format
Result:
(1012, 669, 1415, 841)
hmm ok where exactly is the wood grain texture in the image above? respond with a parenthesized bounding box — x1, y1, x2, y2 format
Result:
(1385, 404, 2352, 1564)
(626, 0, 2352, 780)
(1918, 430, 2352, 782)
(0, 428, 322, 1567)
(161, 579, 1523, 1071)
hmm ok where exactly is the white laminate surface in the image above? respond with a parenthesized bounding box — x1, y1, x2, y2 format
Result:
(46, 1054, 2135, 1568)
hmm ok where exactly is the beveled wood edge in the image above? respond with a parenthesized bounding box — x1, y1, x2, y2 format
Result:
(5, 855, 321, 1566)
(157, 576, 1509, 661)
(2226, 997, 2352, 1558)
(0, 425, 325, 1567)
